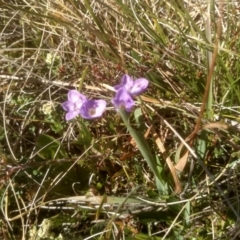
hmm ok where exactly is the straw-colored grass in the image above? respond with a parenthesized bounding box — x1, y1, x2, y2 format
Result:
(1, 0, 240, 239)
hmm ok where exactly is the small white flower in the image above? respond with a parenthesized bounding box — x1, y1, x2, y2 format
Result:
(41, 102, 54, 115)
(45, 53, 54, 65)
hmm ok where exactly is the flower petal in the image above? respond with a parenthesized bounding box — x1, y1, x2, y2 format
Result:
(80, 99, 107, 119)
(68, 90, 87, 103)
(92, 100, 107, 117)
(130, 78, 149, 96)
(65, 111, 79, 121)
(114, 84, 123, 91)
(114, 74, 134, 92)
(112, 88, 135, 112)
(61, 101, 75, 112)
(120, 74, 134, 92)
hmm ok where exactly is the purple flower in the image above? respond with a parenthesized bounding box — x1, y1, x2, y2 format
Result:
(61, 90, 87, 121)
(111, 88, 135, 112)
(62, 90, 107, 120)
(80, 99, 107, 119)
(114, 74, 149, 97)
(112, 74, 149, 112)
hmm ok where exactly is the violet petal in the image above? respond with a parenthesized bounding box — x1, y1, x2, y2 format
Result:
(61, 101, 75, 112)
(65, 111, 79, 121)
(112, 88, 135, 112)
(68, 90, 87, 103)
(80, 99, 107, 119)
(120, 74, 134, 91)
(62, 90, 88, 121)
(114, 74, 134, 92)
(130, 78, 149, 96)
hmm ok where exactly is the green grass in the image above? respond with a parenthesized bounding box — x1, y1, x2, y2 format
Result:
(1, 0, 240, 239)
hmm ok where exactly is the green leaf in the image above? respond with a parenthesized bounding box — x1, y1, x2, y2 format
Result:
(131, 50, 141, 62)
(83, 0, 104, 33)
(134, 107, 145, 129)
(196, 130, 208, 159)
(119, 109, 168, 195)
(184, 200, 191, 226)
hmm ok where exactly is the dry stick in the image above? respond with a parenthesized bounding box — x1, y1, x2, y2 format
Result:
(175, 4, 222, 172)
(188, 9, 221, 142)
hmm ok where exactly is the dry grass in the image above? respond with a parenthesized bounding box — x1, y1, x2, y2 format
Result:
(1, 0, 240, 239)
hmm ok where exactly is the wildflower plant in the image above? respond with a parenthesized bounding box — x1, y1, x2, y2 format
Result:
(61, 90, 106, 120)
(114, 74, 149, 97)
(62, 75, 167, 194)
(112, 74, 149, 112)
(111, 88, 135, 112)
(111, 74, 168, 194)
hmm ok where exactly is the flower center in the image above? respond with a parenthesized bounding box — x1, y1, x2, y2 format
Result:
(74, 101, 82, 111)
(88, 108, 96, 116)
